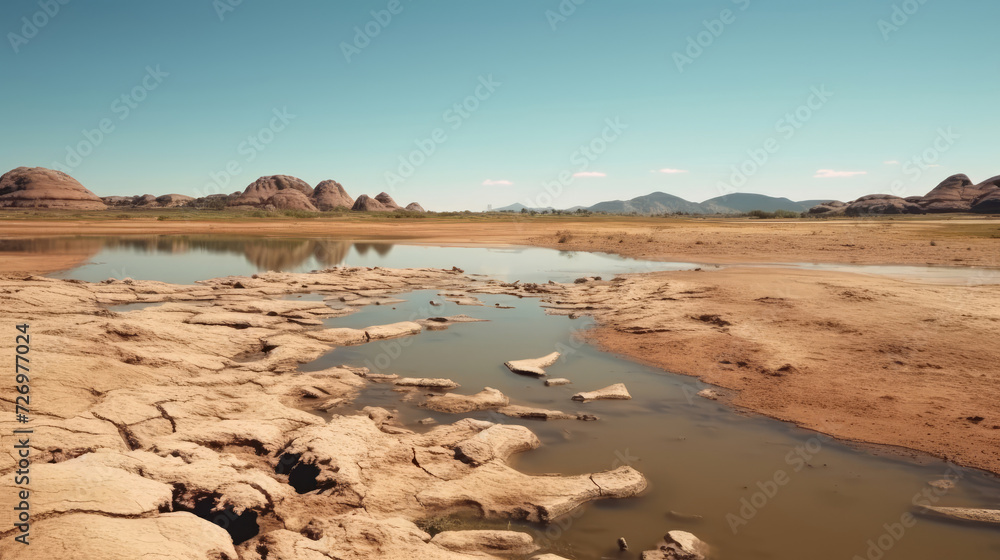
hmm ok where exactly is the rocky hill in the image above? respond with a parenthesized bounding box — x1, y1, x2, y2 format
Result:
(809, 174, 1000, 216)
(0, 167, 106, 210)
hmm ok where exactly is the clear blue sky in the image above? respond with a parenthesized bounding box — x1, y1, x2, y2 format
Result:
(2, 0, 997, 210)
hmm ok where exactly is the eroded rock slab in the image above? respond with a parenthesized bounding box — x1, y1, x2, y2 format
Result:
(425, 388, 510, 413)
(572, 383, 632, 401)
(922, 506, 1000, 526)
(505, 352, 561, 376)
(431, 530, 539, 555)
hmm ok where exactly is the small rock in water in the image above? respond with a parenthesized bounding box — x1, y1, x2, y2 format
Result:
(572, 383, 631, 401)
(429, 300, 443, 306)
(697, 389, 720, 401)
(618, 537, 629, 551)
(545, 378, 571, 386)
(417, 417, 437, 425)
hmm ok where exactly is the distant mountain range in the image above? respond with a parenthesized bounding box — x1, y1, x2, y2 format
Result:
(495, 192, 832, 215)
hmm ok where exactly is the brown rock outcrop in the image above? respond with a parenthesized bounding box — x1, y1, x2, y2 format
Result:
(375, 191, 402, 209)
(406, 202, 427, 212)
(0, 166, 106, 210)
(233, 175, 313, 206)
(265, 189, 318, 211)
(156, 193, 195, 207)
(312, 180, 354, 210)
(352, 194, 390, 212)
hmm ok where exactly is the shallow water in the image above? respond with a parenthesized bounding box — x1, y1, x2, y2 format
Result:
(11, 235, 1000, 556)
(7, 234, 999, 286)
(303, 290, 1000, 559)
(3, 235, 696, 284)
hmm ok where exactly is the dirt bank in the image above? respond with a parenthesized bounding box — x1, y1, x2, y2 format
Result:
(524, 268, 1000, 475)
(1, 215, 999, 269)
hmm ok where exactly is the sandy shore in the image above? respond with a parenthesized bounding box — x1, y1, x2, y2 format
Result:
(1, 215, 999, 267)
(532, 267, 1000, 474)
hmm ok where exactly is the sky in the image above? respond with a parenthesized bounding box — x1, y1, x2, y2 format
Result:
(1, 0, 998, 211)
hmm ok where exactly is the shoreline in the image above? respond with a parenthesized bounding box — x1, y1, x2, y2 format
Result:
(3, 218, 998, 476)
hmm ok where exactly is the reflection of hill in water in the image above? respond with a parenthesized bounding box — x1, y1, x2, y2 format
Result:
(353, 243, 393, 257)
(3, 236, 383, 271)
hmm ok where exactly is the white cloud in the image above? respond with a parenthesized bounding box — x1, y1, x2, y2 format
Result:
(656, 168, 689, 174)
(814, 169, 868, 179)
(482, 179, 513, 186)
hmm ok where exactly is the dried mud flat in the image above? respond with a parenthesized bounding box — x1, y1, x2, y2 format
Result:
(531, 268, 1000, 475)
(0, 268, 648, 560)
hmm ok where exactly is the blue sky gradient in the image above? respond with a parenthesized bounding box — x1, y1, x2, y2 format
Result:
(1, 0, 997, 210)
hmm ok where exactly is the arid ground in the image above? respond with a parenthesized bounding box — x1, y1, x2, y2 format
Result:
(1, 215, 998, 476)
(1, 214, 999, 558)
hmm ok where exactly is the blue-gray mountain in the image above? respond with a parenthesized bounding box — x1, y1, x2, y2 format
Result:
(498, 192, 831, 215)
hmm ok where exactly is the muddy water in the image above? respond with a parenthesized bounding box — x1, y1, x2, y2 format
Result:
(13, 235, 697, 284)
(303, 291, 1000, 560)
(12, 234, 1000, 286)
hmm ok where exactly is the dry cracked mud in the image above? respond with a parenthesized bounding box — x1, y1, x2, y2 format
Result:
(0, 267, 647, 559)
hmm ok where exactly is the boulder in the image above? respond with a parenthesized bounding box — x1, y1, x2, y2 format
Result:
(505, 352, 561, 376)
(844, 194, 920, 216)
(807, 200, 845, 214)
(375, 191, 402, 209)
(544, 378, 571, 386)
(312, 180, 354, 210)
(917, 173, 993, 213)
(233, 175, 313, 206)
(0, 166, 107, 210)
(156, 193, 195, 207)
(352, 194, 390, 212)
(406, 202, 427, 212)
(572, 383, 632, 401)
(641, 530, 709, 559)
(970, 175, 1000, 213)
(266, 189, 318, 211)
(136, 194, 158, 205)
(430, 530, 539, 555)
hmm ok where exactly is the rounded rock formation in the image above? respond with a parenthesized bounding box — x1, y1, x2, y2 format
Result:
(405, 202, 426, 212)
(312, 180, 354, 210)
(265, 189, 317, 211)
(232, 175, 313, 207)
(0, 166, 106, 210)
(375, 191, 402, 209)
(352, 194, 390, 212)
